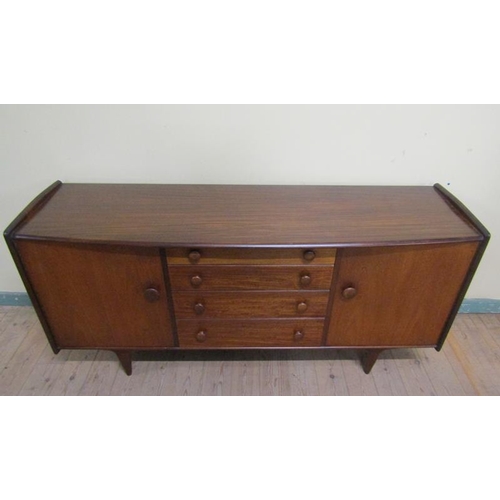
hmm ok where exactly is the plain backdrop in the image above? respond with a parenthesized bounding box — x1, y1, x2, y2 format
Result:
(0, 104, 498, 298)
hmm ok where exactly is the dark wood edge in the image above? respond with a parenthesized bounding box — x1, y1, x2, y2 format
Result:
(171, 290, 331, 296)
(160, 248, 179, 347)
(167, 264, 336, 268)
(322, 249, 342, 345)
(360, 349, 385, 374)
(433, 184, 490, 239)
(5, 237, 61, 354)
(12, 233, 482, 248)
(153, 290, 331, 296)
(4, 181, 63, 355)
(60, 344, 438, 351)
(4, 181, 63, 238)
(113, 350, 133, 376)
(176, 317, 327, 323)
(436, 239, 489, 351)
(433, 184, 490, 351)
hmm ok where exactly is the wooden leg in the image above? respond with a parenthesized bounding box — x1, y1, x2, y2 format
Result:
(50, 345, 61, 355)
(360, 349, 384, 374)
(114, 350, 133, 376)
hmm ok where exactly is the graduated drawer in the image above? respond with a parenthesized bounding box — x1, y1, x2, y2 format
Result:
(172, 291, 330, 318)
(169, 265, 333, 291)
(177, 319, 325, 348)
(167, 247, 336, 265)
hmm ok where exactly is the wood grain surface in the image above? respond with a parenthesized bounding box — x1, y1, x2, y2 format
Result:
(167, 247, 336, 265)
(15, 241, 175, 349)
(177, 319, 325, 347)
(173, 291, 329, 319)
(6, 182, 488, 377)
(169, 265, 334, 290)
(326, 242, 479, 347)
(15, 184, 481, 246)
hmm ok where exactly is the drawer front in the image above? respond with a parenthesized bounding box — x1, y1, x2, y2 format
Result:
(177, 319, 325, 347)
(169, 265, 334, 291)
(173, 291, 329, 318)
(167, 247, 336, 266)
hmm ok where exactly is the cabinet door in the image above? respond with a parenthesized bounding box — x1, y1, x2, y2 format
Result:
(326, 242, 478, 347)
(16, 241, 174, 349)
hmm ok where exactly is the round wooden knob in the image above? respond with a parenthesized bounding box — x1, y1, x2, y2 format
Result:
(144, 287, 160, 302)
(196, 330, 207, 342)
(190, 275, 203, 287)
(189, 250, 201, 263)
(300, 273, 311, 286)
(297, 301, 308, 313)
(342, 286, 357, 299)
(294, 330, 304, 341)
(194, 302, 205, 315)
(303, 250, 316, 261)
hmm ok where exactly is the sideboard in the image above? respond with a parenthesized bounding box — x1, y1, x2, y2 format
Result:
(4, 182, 489, 375)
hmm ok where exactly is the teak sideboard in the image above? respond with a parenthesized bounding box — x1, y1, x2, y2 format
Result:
(4, 182, 489, 375)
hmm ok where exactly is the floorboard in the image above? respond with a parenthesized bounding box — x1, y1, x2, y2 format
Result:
(1, 307, 499, 396)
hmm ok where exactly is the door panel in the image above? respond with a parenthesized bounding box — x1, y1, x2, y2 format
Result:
(326, 243, 478, 347)
(16, 241, 174, 349)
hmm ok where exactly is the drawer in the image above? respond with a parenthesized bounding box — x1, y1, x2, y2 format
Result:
(169, 265, 334, 291)
(177, 319, 325, 347)
(167, 247, 336, 265)
(173, 291, 329, 318)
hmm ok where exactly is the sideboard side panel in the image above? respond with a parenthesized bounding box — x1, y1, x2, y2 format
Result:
(326, 242, 479, 347)
(16, 241, 175, 349)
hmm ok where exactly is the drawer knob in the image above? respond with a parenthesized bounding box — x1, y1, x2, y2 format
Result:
(144, 287, 160, 302)
(303, 250, 316, 261)
(300, 273, 311, 286)
(297, 301, 308, 313)
(189, 250, 201, 263)
(194, 302, 205, 315)
(191, 275, 203, 287)
(294, 330, 304, 341)
(196, 330, 207, 342)
(342, 286, 357, 299)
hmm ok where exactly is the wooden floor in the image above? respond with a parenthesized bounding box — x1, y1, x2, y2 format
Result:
(1, 306, 499, 396)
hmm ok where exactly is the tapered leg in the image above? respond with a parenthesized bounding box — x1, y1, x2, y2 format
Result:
(114, 350, 133, 376)
(360, 349, 384, 374)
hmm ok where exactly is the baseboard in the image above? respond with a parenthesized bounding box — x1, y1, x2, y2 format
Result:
(1, 291, 499, 313)
(457, 299, 500, 313)
(0, 292, 33, 306)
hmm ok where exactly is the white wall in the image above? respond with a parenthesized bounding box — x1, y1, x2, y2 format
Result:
(1, 105, 498, 298)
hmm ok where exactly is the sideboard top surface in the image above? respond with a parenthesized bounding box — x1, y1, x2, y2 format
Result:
(14, 183, 481, 247)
